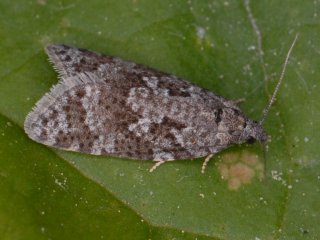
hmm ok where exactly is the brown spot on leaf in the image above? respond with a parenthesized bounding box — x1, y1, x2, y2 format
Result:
(217, 150, 263, 190)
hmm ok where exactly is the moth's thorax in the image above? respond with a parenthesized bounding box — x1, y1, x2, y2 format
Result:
(214, 107, 268, 146)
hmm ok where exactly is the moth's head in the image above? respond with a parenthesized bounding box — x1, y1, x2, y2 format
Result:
(240, 119, 268, 145)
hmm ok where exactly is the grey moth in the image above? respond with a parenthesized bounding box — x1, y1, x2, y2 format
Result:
(24, 35, 298, 173)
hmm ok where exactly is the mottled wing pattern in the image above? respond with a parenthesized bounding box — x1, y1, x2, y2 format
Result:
(24, 44, 249, 161)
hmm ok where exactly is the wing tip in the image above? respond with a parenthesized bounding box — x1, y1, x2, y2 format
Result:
(45, 44, 75, 79)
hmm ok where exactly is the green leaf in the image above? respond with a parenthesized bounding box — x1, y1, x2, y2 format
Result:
(0, 0, 319, 239)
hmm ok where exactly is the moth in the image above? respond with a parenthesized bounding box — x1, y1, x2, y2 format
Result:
(24, 35, 298, 173)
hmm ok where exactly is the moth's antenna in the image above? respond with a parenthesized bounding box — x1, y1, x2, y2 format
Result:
(259, 34, 299, 125)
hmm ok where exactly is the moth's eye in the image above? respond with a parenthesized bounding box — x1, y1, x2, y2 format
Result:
(247, 136, 256, 144)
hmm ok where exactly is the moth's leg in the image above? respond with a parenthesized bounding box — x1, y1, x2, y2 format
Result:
(233, 98, 245, 105)
(225, 99, 245, 109)
(201, 154, 214, 174)
(149, 160, 166, 172)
